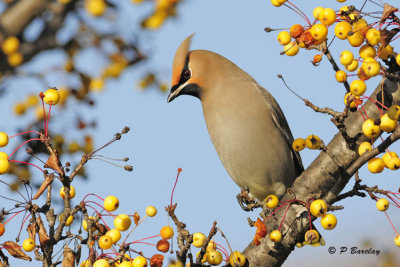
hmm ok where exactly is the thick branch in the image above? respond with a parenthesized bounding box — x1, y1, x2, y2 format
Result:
(243, 78, 400, 266)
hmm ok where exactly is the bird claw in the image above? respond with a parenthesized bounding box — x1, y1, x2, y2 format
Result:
(236, 187, 260, 211)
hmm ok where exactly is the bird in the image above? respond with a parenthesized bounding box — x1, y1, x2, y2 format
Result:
(167, 35, 303, 201)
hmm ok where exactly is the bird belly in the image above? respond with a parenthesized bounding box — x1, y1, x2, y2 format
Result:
(202, 98, 296, 200)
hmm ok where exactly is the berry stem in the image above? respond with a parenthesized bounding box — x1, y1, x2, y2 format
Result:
(286, 1, 311, 26)
(263, 202, 291, 222)
(7, 138, 41, 159)
(124, 214, 148, 244)
(83, 193, 104, 202)
(215, 242, 229, 261)
(9, 160, 44, 173)
(85, 200, 114, 216)
(128, 234, 161, 245)
(384, 211, 399, 236)
(45, 104, 53, 138)
(85, 204, 112, 230)
(356, 105, 367, 121)
(41, 98, 47, 136)
(386, 194, 400, 208)
(170, 168, 182, 207)
(9, 131, 41, 139)
(278, 202, 292, 231)
(129, 241, 156, 246)
(3, 209, 24, 225)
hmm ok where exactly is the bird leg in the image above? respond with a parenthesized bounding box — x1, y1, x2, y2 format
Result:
(236, 187, 262, 211)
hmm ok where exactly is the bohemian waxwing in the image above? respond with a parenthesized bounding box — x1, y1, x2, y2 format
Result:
(167, 35, 303, 201)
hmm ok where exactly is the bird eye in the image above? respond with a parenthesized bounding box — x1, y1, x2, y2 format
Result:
(183, 70, 191, 79)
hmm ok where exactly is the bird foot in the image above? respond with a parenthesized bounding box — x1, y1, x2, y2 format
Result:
(236, 187, 261, 211)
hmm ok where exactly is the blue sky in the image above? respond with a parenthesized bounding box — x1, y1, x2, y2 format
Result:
(1, 0, 400, 266)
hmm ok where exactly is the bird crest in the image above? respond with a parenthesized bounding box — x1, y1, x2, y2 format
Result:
(171, 34, 194, 87)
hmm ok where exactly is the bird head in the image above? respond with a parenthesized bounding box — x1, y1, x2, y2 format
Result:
(167, 34, 202, 102)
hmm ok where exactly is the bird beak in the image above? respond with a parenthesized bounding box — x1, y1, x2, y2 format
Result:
(167, 90, 177, 103)
(167, 84, 181, 103)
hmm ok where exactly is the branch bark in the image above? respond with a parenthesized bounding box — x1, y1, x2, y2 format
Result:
(243, 78, 400, 266)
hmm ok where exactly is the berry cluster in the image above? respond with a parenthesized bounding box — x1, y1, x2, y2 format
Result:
(271, 0, 400, 250)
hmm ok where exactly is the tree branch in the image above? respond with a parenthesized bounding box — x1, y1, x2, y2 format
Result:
(243, 78, 400, 266)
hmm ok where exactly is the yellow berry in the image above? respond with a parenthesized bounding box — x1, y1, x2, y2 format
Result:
(160, 226, 174, 239)
(362, 58, 380, 77)
(292, 138, 306, 151)
(145, 205, 157, 217)
(340, 50, 354, 66)
(264, 194, 279, 209)
(319, 8, 336, 26)
(22, 238, 35, 252)
(43, 88, 60, 105)
(394, 235, 400, 247)
(59, 185, 76, 199)
(359, 44, 376, 60)
(229, 251, 246, 267)
(68, 141, 80, 153)
(93, 259, 110, 267)
(362, 119, 381, 139)
(335, 70, 347, 83)
(114, 214, 131, 231)
(192, 232, 206, 248)
(380, 114, 398, 133)
(89, 77, 104, 92)
(7, 52, 23, 67)
(310, 24, 328, 41)
(142, 11, 166, 30)
(313, 7, 323, 19)
(270, 0, 285, 7)
(366, 28, 381, 46)
(26, 94, 39, 107)
(310, 199, 327, 217)
(353, 19, 369, 35)
(350, 80, 366, 96)
(106, 228, 121, 244)
(367, 158, 385, 173)
(305, 135, 322, 150)
(396, 54, 400, 66)
(0, 158, 10, 174)
(320, 213, 337, 230)
(334, 21, 352, 40)
(269, 230, 282, 242)
(59, 214, 74, 226)
(345, 59, 359, 72)
(386, 157, 400, 170)
(304, 229, 320, 245)
(132, 255, 147, 267)
(2, 36, 19, 55)
(207, 250, 223, 266)
(358, 142, 372, 156)
(376, 198, 389, 211)
(348, 30, 364, 47)
(104, 195, 119, 212)
(283, 41, 299, 56)
(382, 151, 399, 168)
(98, 235, 113, 250)
(387, 105, 400, 120)
(85, 0, 107, 16)
(378, 45, 394, 60)
(82, 216, 96, 232)
(277, 31, 291, 45)
(0, 132, 9, 147)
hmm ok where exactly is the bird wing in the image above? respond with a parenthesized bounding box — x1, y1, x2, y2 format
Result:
(258, 85, 304, 176)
